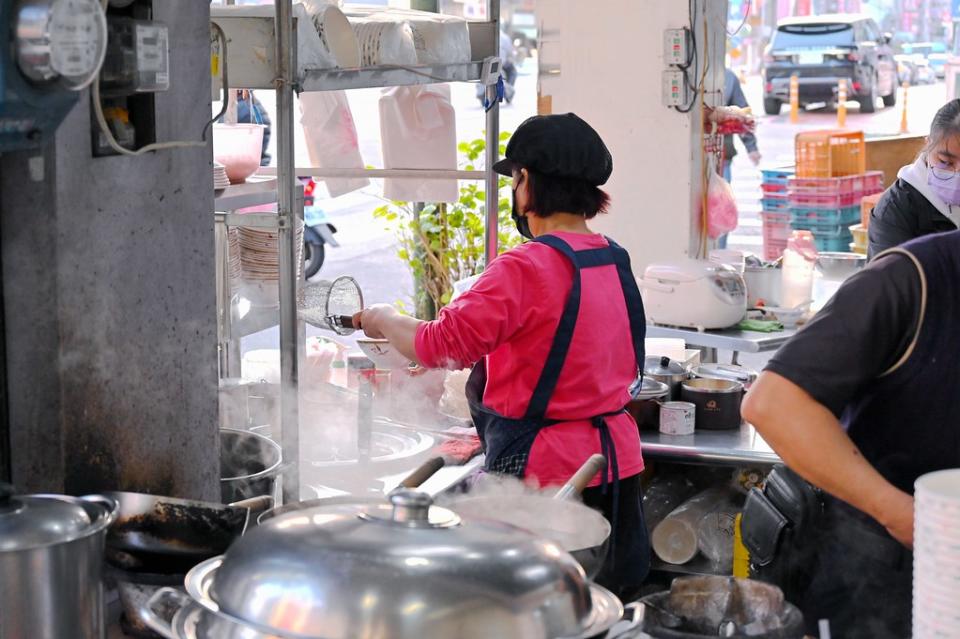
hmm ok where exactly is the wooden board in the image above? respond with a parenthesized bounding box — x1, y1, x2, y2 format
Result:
(864, 134, 926, 190)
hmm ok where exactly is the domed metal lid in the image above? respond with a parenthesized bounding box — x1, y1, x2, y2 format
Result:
(194, 491, 598, 639)
(0, 484, 115, 551)
(644, 356, 686, 376)
(631, 376, 670, 400)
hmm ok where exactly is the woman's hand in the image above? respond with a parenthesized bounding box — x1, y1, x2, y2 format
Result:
(352, 304, 399, 339)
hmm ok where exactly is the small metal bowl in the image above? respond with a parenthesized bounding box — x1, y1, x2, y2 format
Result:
(816, 252, 866, 280)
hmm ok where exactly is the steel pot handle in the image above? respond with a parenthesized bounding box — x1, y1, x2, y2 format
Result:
(80, 494, 119, 527)
(605, 602, 643, 639)
(142, 587, 191, 639)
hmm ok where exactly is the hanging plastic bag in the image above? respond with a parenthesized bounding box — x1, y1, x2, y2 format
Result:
(299, 91, 369, 198)
(380, 84, 458, 202)
(705, 172, 739, 240)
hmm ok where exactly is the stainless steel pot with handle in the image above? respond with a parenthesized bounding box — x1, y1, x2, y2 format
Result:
(0, 484, 117, 639)
(142, 490, 624, 639)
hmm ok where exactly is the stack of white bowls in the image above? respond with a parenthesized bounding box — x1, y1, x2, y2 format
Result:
(913, 468, 960, 638)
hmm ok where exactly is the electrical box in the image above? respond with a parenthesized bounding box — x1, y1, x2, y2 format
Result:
(100, 18, 170, 95)
(0, 0, 109, 151)
(662, 70, 688, 107)
(663, 28, 690, 66)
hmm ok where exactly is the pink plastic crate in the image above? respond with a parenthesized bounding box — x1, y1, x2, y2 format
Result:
(763, 238, 788, 261)
(761, 182, 787, 194)
(862, 170, 884, 194)
(789, 191, 860, 208)
(762, 211, 792, 251)
(788, 175, 859, 195)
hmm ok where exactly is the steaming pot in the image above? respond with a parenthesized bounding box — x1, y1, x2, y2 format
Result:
(142, 491, 625, 639)
(0, 484, 117, 639)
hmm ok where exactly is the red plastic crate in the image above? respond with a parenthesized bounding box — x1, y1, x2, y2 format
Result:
(761, 182, 787, 194)
(862, 170, 884, 194)
(789, 191, 860, 208)
(762, 210, 792, 260)
(763, 239, 788, 261)
(788, 175, 860, 195)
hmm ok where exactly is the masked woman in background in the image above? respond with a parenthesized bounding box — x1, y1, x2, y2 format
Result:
(868, 99, 960, 258)
(353, 113, 650, 597)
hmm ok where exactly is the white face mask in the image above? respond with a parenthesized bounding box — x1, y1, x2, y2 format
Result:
(927, 163, 960, 206)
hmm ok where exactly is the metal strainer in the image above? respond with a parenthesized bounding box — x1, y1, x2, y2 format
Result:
(298, 276, 363, 335)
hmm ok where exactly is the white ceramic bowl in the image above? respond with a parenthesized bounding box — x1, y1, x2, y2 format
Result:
(762, 306, 805, 328)
(357, 339, 411, 370)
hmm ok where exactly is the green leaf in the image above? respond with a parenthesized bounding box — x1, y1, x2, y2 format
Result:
(499, 131, 511, 141)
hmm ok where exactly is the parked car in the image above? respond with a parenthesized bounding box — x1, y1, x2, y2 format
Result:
(762, 14, 898, 115)
(914, 58, 938, 85)
(902, 41, 948, 79)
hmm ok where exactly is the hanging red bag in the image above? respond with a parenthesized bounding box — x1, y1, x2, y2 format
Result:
(704, 172, 739, 239)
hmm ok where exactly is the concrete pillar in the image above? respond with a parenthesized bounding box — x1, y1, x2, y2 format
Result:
(535, 0, 729, 271)
(0, 1, 220, 500)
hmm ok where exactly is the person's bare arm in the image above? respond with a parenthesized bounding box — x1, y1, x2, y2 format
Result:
(742, 371, 915, 547)
(353, 305, 423, 365)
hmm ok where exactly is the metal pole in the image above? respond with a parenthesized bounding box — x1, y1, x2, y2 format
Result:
(484, 0, 501, 267)
(275, 0, 300, 503)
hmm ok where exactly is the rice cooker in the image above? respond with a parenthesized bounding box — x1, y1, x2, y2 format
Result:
(640, 260, 747, 330)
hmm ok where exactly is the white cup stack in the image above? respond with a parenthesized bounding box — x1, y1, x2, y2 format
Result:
(913, 469, 960, 638)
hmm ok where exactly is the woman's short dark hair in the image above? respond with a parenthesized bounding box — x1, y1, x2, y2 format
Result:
(519, 168, 611, 219)
(923, 99, 960, 157)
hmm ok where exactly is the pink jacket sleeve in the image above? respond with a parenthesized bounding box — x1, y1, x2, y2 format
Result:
(415, 249, 533, 369)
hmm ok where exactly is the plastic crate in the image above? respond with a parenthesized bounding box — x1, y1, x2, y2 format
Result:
(790, 205, 861, 227)
(761, 167, 795, 185)
(815, 235, 854, 252)
(761, 182, 788, 194)
(861, 192, 883, 228)
(788, 175, 860, 195)
(762, 211, 792, 240)
(764, 240, 788, 261)
(788, 192, 861, 209)
(862, 170, 884, 193)
(791, 220, 854, 238)
(795, 130, 866, 178)
(761, 193, 790, 211)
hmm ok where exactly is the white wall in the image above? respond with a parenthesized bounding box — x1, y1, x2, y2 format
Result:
(536, 0, 728, 271)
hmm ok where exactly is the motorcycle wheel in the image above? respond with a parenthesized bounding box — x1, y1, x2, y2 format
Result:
(304, 241, 325, 279)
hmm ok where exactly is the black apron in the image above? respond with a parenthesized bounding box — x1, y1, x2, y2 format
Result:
(465, 234, 648, 592)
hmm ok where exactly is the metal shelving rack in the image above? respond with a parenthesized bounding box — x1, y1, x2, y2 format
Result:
(212, 1, 502, 502)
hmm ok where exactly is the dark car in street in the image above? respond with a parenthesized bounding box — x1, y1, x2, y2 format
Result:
(763, 14, 898, 115)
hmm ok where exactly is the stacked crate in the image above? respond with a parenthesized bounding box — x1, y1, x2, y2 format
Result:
(788, 171, 884, 252)
(759, 167, 795, 261)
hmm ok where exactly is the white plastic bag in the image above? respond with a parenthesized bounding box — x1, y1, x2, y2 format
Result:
(705, 172, 739, 239)
(379, 84, 458, 202)
(299, 91, 369, 197)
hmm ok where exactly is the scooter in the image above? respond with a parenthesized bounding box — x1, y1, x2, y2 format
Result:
(301, 178, 339, 279)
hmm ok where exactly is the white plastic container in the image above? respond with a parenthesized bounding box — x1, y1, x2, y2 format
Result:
(780, 231, 817, 310)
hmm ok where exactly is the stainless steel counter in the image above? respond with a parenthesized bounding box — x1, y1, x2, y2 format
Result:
(645, 325, 798, 363)
(641, 423, 780, 466)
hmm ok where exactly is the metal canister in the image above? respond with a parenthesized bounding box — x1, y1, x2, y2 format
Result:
(0, 485, 117, 639)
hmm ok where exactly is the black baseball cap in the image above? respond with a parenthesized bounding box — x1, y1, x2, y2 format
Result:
(492, 113, 613, 186)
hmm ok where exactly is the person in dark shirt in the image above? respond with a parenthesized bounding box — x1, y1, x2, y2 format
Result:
(868, 99, 960, 258)
(742, 230, 960, 638)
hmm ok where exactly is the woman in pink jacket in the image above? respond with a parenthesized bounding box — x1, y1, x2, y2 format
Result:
(355, 113, 649, 596)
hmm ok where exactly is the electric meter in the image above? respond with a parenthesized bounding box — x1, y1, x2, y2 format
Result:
(15, 0, 109, 91)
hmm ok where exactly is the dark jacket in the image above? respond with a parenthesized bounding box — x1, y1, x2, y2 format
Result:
(867, 178, 956, 259)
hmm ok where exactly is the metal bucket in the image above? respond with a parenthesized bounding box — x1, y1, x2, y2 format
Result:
(219, 428, 282, 504)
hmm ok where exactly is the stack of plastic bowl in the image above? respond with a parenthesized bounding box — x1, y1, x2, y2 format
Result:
(913, 469, 960, 638)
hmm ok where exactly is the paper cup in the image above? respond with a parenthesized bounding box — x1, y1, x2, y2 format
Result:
(660, 401, 696, 436)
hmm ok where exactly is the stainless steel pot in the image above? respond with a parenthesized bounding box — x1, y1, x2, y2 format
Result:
(680, 378, 744, 431)
(627, 377, 671, 431)
(693, 364, 757, 389)
(142, 491, 624, 639)
(644, 357, 690, 400)
(0, 484, 117, 639)
(220, 428, 282, 503)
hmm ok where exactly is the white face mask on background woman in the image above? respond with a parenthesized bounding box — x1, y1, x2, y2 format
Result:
(927, 164, 960, 206)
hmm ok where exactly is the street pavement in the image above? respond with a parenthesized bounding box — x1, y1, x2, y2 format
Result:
(240, 68, 948, 355)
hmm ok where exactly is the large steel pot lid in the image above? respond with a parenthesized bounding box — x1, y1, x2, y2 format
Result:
(630, 376, 670, 401)
(0, 483, 116, 551)
(181, 491, 621, 639)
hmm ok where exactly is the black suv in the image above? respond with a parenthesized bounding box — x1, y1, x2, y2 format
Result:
(763, 14, 898, 115)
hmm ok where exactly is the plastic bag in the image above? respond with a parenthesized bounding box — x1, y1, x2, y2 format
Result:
(705, 172, 739, 239)
(380, 84, 458, 202)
